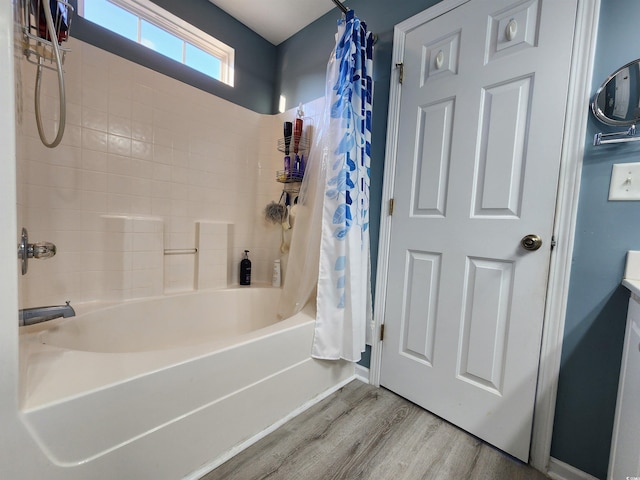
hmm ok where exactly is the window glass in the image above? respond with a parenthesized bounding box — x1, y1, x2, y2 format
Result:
(185, 43, 221, 79)
(140, 20, 183, 63)
(84, 0, 138, 42)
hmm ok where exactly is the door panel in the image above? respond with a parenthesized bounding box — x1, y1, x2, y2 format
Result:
(474, 76, 532, 217)
(458, 256, 513, 394)
(380, 0, 577, 461)
(486, 0, 540, 63)
(401, 250, 441, 365)
(413, 99, 454, 217)
(422, 31, 461, 82)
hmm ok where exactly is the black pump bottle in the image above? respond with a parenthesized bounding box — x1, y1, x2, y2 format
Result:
(240, 250, 251, 285)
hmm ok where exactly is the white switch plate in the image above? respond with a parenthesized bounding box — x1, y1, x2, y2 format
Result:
(609, 162, 640, 200)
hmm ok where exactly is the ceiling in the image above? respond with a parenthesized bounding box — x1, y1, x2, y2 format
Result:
(207, 0, 341, 45)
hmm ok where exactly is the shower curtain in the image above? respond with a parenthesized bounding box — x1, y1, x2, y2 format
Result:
(278, 10, 373, 362)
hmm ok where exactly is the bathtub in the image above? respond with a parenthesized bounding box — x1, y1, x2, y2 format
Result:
(18, 287, 354, 480)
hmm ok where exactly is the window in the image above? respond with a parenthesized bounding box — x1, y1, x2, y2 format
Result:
(77, 0, 234, 86)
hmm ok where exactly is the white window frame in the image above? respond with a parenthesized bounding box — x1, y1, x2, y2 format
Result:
(77, 0, 235, 86)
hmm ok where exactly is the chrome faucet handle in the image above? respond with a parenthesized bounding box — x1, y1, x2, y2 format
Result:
(29, 241, 57, 259)
(18, 228, 57, 275)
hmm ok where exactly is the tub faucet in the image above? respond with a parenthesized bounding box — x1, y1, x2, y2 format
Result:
(19, 301, 75, 326)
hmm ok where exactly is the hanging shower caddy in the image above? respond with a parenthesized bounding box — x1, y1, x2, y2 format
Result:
(21, 0, 73, 148)
(275, 132, 310, 185)
(276, 110, 310, 190)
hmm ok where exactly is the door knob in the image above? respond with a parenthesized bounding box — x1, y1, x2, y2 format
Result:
(520, 234, 542, 251)
(520, 233, 542, 252)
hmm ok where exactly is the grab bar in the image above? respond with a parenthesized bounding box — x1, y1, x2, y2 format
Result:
(163, 248, 198, 255)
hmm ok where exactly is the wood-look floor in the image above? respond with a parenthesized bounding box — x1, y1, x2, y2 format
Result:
(200, 380, 549, 480)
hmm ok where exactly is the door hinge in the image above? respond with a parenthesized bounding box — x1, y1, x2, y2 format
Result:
(380, 324, 385, 342)
(395, 62, 404, 84)
(551, 235, 557, 251)
(389, 198, 395, 216)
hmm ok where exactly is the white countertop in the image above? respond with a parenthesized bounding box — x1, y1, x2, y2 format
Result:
(622, 278, 640, 298)
(623, 251, 640, 298)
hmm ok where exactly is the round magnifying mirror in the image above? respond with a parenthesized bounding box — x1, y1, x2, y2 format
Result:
(592, 58, 640, 126)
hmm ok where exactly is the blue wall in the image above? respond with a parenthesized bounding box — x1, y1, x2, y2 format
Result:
(550, 1, 640, 478)
(70, 0, 277, 114)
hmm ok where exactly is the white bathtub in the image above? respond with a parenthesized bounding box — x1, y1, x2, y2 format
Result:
(18, 287, 354, 480)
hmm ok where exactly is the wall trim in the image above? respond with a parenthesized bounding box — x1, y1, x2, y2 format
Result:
(371, 0, 601, 474)
(355, 364, 370, 384)
(548, 457, 600, 480)
(529, 0, 600, 472)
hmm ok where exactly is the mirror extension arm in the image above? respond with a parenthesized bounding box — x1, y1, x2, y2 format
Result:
(593, 124, 640, 146)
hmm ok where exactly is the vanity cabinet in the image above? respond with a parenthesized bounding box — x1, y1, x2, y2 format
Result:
(609, 291, 640, 479)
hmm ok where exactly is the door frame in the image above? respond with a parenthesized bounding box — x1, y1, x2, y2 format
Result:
(370, 0, 600, 472)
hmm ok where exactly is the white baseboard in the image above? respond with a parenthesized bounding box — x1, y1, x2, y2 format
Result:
(355, 364, 370, 384)
(183, 374, 358, 480)
(547, 457, 600, 480)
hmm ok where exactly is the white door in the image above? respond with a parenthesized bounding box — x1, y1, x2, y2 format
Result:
(380, 0, 578, 461)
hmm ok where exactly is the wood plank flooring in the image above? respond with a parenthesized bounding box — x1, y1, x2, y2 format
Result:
(200, 380, 549, 480)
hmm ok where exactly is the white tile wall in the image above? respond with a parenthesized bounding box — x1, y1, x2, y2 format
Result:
(16, 37, 324, 307)
(195, 222, 229, 290)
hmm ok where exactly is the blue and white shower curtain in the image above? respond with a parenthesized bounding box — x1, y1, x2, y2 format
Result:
(312, 10, 373, 362)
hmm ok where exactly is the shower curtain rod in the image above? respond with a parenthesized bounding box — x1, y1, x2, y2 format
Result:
(329, 0, 378, 43)
(331, 0, 349, 14)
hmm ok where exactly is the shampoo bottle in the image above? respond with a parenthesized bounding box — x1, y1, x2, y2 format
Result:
(240, 250, 251, 285)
